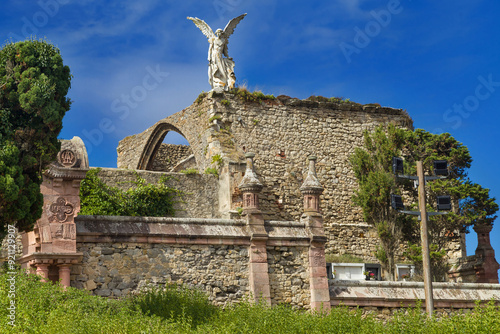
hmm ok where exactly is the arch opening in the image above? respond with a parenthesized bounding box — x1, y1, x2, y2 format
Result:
(138, 123, 196, 171)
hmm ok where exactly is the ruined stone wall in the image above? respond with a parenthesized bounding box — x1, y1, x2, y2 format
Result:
(150, 144, 193, 172)
(267, 246, 310, 308)
(115, 92, 463, 264)
(72, 215, 319, 307)
(72, 242, 249, 304)
(94, 168, 220, 218)
(209, 94, 420, 261)
(117, 95, 214, 171)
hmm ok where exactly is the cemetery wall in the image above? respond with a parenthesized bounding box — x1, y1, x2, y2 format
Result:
(71, 215, 315, 308)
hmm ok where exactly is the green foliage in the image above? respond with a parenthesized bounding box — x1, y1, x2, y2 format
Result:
(79, 168, 179, 217)
(306, 95, 354, 104)
(2, 268, 500, 333)
(220, 99, 230, 106)
(180, 168, 199, 175)
(325, 253, 364, 263)
(349, 124, 408, 278)
(375, 246, 388, 264)
(0, 268, 176, 333)
(204, 167, 218, 176)
(208, 114, 221, 123)
(252, 118, 260, 125)
(231, 87, 275, 103)
(132, 284, 218, 329)
(350, 124, 498, 281)
(195, 91, 207, 104)
(0, 39, 72, 233)
(403, 243, 449, 281)
(211, 154, 223, 168)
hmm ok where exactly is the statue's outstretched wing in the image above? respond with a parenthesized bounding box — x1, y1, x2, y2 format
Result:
(187, 16, 214, 40)
(222, 13, 247, 39)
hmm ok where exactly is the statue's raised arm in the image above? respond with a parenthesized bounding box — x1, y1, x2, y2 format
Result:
(188, 14, 247, 91)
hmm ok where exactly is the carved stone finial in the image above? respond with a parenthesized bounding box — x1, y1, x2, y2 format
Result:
(188, 14, 246, 91)
(239, 153, 263, 210)
(300, 156, 323, 212)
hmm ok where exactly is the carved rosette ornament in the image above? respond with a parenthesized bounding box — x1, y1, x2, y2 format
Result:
(58, 149, 77, 168)
(49, 197, 74, 223)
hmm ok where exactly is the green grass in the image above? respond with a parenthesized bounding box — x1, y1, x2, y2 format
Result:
(325, 253, 365, 263)
(2, 269, 500, 333)
(179, 168, 199, 175)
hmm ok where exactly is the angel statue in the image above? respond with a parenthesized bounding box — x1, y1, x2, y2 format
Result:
(188, 13, 246, 91)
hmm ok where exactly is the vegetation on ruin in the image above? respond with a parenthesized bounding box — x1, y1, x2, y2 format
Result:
(230, 87, 275, 103)
(79, 168, 180, 217)
(0, 39, 72, 235)
(2, 269, 500, 333)
(195, 91, 207, 104)
(325, 253, 364, 264)
(208, 114, 221, 123)
(306, 95, 356, 104)
(220, 99, 230, 106)
(210, 154, 223, 169)
(204, 167, 218, 177)
(179, 168, 199, 175)
(350, 124, 498, 281)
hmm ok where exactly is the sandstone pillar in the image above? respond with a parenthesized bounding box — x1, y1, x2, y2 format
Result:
(18, 137, 86, 284)
(58, 264, 72, 288)
(239, 153, 271, 305)
(474, 224, 499, 283)
(35, 263, 50, 282)
(300, 156, 330, 312)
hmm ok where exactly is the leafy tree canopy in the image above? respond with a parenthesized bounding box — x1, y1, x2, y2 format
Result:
(350, 124, 498, 280)
(0, 39, 71, 234)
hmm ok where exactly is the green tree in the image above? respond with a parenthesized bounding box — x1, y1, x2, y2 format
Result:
(350, 124, 498, 281)
(0, 39, 72, 234)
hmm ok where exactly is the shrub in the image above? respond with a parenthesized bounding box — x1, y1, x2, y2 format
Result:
(131, 284, 218, 329)
(204, 167, 218, 176)
(210, 154, 223, 169)
(79, 168, 180, 217)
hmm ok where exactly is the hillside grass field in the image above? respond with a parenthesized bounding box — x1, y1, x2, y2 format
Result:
(1, 269, 499, 333)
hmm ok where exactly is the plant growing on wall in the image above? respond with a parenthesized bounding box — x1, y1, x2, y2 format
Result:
(0, 39, 72, 234)
(79, 169, 181, 217)
(350, 124, 497, 281)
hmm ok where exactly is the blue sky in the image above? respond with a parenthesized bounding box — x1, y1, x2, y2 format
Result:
(2, 0, 500, 268)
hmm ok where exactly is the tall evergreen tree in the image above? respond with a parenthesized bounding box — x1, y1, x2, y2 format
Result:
(0, 39, 72, 234)
(350, 124, 498, 281)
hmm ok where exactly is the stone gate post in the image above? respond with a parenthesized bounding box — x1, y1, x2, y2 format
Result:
(474, 223, 499, 283)
(300, 156, 331, 312)
(19, 137, 87, 287)
(239, 153, 271, 305)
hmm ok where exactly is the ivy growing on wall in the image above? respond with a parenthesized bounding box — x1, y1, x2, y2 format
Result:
(79, 168, 181, 217)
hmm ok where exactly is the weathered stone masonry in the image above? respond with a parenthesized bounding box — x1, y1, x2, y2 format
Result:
(10, 91, 498, 311)
(116, 92, 426, 264)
